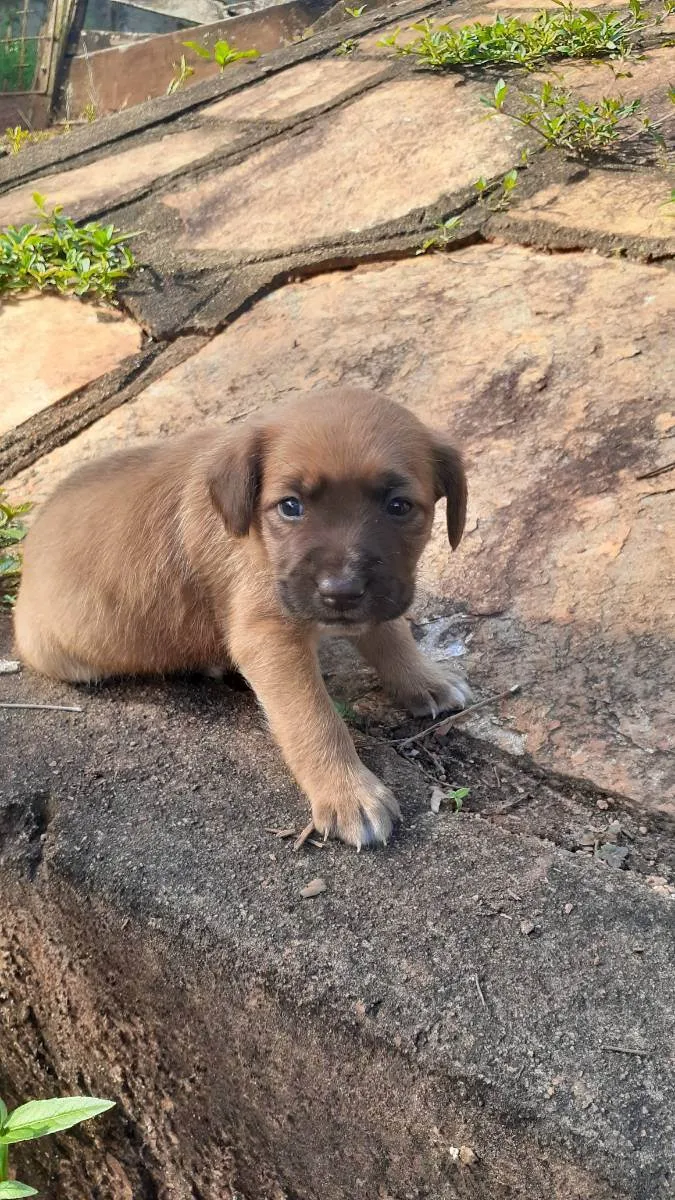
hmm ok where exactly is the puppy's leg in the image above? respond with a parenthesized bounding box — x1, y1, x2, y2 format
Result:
(355, 618, 472, 717)
(229, 619, 399, 848)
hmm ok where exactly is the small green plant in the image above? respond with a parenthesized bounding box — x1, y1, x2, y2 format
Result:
(0, 194, 136, 301)
(81, 101, 97, 123)
(167, 54, 195, 94)
(474, 167, 520, 210)
(447, 786, 470, 813)
(483, 77, 644, 153)
(430, 784, 470, 813)
(417, 214, 463, 254)
(0, 492, 30, 607)
(2, 126, 49, 155)
(332, 698, 360, 724)
(183, 38, 259, 69)
(0, 1094, 114, 1195)
(344, 4, 366, 15)
(381, 0, 655, 68)
(335, 37, 358, 55)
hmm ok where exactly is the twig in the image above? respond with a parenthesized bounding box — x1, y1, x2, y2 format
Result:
(474, 973, 487, 1010)
(0, 701, 82, 712)
(602, 1044, 652, 1057)
(390, 685, 521, 748)
(636, 461, 675, 481)
(293, 821, 318, 851)
(487, 793, 530, 817)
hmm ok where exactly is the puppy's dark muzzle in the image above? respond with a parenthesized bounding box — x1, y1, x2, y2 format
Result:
(316, 572, 367, 613)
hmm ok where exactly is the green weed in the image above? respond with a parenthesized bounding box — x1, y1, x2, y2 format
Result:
(381, 0, 656, 69)
(430, 784, 470, 813)
(167, 53, 195, 94)
(0, 1094, 114, 1195)
(483, 77, 644, 153)
(335, 37, 358, 55)
(417, 214, 463, 254)
(2, 126, 49, 155)
(0, 491, 30, 608)
(332, 698, 360, 724)
(183, 37, 259, 68)
(344, 4, 366, 15)
(0, 194, 136, 301)
(447, 786, 470, 813)
(474, 167, 520, 209)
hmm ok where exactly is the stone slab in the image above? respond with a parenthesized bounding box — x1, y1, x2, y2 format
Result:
(0, 127, 238, 227)
(0, 615, 673, 1197)
(203, 56, 387, 120)
(6, 244, 673, 814)
(160, 76, 528, 253)
(0, 295, 143, 436)
(506, 165, 674, 245)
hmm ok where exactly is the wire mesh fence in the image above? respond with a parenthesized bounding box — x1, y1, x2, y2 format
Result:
(0, 0, 54, 94)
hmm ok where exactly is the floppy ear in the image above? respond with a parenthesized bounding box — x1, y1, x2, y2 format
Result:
(208, 425, 263, 537)
(433, 439, 467, 550)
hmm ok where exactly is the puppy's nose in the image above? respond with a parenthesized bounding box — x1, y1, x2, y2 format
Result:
(317, 572, 367, 610)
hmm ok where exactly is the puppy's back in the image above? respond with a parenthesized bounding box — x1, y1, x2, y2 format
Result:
(14, 434, 221, 680)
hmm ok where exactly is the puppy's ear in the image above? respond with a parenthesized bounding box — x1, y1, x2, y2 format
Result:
(208, 426, 264, 537)
(433, 439, 467, 550)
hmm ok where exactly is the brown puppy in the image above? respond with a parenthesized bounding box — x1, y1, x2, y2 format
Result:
(14, 388, 470, 848)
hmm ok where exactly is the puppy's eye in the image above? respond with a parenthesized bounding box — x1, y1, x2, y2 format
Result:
(386, 497, 413, 518)
(277, 497, 304, 520)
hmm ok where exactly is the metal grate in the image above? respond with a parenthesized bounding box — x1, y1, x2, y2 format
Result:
(0, 0, 56, 94)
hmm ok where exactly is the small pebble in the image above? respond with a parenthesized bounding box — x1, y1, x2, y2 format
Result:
(564, 902, 574, 915)
(0, 660, 21, 674)
(301, 877, 327, 899)
(520, 920, 537, 936)
(596, 799, 609, 810)
(639, 826, 648, 835)
(458, 1146, 477, 1167)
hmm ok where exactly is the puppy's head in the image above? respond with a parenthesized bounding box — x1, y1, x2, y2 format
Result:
(209, 390, 466, 628)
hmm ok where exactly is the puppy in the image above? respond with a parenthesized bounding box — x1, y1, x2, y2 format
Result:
(14, 388, 470, 848)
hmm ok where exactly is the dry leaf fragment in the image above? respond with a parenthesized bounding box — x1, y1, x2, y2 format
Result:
(301, 877, 327, 899)
(430, 786, 445, 814)
(459, 1145, 477, 1167)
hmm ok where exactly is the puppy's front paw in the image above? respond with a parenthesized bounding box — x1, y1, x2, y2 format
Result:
(311, 763, 401, 849)
(395, 661, 473, 719)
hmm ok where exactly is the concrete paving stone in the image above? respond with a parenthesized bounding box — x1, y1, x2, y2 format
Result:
(203, 57, 389, 120)
(161, 76, 527, 253)
(6, 243, 673, 812)
(0, 127, 239, 227)
(0, 294, 143, 435)
(507, 166, 674, 243)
